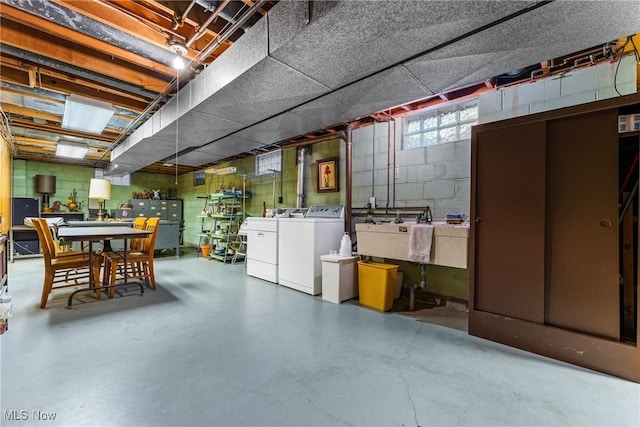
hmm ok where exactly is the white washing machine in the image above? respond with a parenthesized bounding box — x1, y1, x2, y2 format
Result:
(278, 205, 345, 295)
(246, 208, 307, 283)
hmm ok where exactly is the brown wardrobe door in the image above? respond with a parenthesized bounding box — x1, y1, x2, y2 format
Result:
(545, 109, 619, 340)
(473, 121, 546, 323)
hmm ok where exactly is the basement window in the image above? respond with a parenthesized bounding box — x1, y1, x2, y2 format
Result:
(402, 100, 478, 149)
(255, 149, 282, 176)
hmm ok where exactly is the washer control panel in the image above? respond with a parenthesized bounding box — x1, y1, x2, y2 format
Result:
(306, 205, 344, 219)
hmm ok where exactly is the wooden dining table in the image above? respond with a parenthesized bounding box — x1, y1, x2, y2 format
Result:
(58, 226, 152, 308)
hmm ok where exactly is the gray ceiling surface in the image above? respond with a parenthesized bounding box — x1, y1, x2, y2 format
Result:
(108, 0, 640, 176)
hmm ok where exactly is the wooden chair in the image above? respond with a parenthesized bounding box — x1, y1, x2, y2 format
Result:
(130, 217, 147, 251)
(102, 217, 160, 297)
(32, 218, 101, 308)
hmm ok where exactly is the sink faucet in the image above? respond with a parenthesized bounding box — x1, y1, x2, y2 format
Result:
(417, 206, 432, 224)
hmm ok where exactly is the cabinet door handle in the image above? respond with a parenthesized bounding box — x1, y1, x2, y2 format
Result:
(475, 217, 482, 223)
(257, 232, 264, 237)
(599, 219, 612, 227)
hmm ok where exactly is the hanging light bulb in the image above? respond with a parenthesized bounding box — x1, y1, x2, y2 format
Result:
(172, 55, 186, 70)
(169, 39, 188, 71)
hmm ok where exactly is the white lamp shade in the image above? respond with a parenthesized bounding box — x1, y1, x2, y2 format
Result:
(89, 178, 111, 200)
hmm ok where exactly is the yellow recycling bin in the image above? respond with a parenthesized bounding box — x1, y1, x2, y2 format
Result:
(357, 261, 398, 312)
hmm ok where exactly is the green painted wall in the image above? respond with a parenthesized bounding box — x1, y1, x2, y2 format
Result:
(392, 260, 469, 301)
(12, 160, 177, 214)
(177, 138, 343, 249)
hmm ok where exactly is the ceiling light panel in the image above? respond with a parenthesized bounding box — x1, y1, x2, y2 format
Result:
(62, 94, 114, 134)
(56, 142, 89, 159)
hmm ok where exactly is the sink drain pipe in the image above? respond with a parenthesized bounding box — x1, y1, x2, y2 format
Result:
(409, 263, 427, 311)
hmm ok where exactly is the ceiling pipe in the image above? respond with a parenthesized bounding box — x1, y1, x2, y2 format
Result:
(193, 0, 268, 65)
(196, 0, 253, 31)
(186, 0, 232, 47)
(296, 147, 307, 209)
(173, 0, 198, 30)
(342, 122, 358, 236)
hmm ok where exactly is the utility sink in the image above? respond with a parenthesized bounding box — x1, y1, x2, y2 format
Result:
(355, 222, 469, 269)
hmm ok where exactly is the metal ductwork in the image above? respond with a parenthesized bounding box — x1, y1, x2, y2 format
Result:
(108, 0, 640, 176)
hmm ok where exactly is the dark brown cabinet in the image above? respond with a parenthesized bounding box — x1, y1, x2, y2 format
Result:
(470, 94, 640, 382)
(473, 121, 546, 324)
(545, 111, 619, 339)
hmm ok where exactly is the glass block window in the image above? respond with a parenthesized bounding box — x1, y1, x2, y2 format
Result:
(255, 149, 282, 176)
(402, 100, 478, 149)
(193, 170, 205, 186)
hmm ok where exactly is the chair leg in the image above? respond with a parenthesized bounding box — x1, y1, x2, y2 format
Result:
(93, 262, 102, 299)
(147, 261, 156, 290)
(109, 261, 118, 298)
(40, 271, 54, 309)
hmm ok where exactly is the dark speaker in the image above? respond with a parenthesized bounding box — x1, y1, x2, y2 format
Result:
(11, 197, 40, 226)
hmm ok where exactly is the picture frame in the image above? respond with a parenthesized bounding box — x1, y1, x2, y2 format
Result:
(316, 157, 339, 193)
(118, 203, 132, 209)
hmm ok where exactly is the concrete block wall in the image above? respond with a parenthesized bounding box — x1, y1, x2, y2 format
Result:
(479, 55, 637, 124)
(351, 121, 470, 219)
(351, 55, 638, 222)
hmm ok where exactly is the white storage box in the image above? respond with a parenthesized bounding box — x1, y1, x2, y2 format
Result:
(321, 254, 359, 304)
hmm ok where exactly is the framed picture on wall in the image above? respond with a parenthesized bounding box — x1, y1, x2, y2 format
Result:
(316, 157, 338, 193)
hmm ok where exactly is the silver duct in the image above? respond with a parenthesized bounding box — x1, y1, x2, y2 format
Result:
(296, 147, 307, 208)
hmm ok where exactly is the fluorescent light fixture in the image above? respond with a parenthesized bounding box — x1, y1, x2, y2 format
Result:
(62, 94, 114, 134)
(56, 142, 89, 159)
(205, 166, 237, 175)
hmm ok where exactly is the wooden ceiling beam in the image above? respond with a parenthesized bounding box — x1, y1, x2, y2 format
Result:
(0, 66, 151, 113)
(1, 4, 177, 79)
(14, 141, 110, 162)
(52, 0, 234, 60)
(1, 56, 152, 109)
(130, 0, 232, 53)
(0, 19, 171, 92)
(0, 104, 61, 123)
(8, 118, 118, 143)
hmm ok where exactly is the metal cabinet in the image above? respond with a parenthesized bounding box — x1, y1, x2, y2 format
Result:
(130, 199, 183, 221)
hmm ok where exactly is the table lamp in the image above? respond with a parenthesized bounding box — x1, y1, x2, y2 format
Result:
(35, 175, 56, 212)
(89, 178, 111, 221)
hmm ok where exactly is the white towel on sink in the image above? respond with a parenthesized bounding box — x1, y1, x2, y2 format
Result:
(408, 224, 434, 263)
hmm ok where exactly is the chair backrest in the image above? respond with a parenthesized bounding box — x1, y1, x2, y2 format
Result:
(140, 217, 160, 254)
(31, 218, 55, 259)
(130, 217, 147, 250)
(132, 217, 147, 229)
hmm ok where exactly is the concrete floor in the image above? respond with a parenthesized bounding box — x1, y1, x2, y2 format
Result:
(1, 251, 639, 427)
